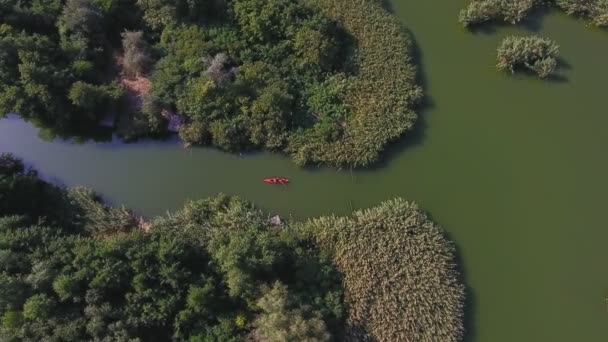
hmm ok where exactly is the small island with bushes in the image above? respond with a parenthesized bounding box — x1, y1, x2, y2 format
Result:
(0, 154, 465, 341)
(497, 35, 560, 78)
(0, 0, 422, 168)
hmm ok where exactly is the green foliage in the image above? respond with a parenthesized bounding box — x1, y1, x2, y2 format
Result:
(0, 160, 467, 342)
(22, 294, 54, 320)
(3, 0, 422, 168)
(287, 0, 422, 167)
(0, 0, 126, 135)
(71, 60, 95, 79)
(179, 121, 209, 146)
(140, 0, 423, 167)
(68, 81, 124, 120)
(65, 187, 137, 235)
(0, 154, 69, 224)
(253, 282, 330, 342)
(2, 310, 23, 332)
(497, 35, 560, 78)
(301, 199, 465, 342)
(0, 161, 345, 341)
(136, 0, 220, 30)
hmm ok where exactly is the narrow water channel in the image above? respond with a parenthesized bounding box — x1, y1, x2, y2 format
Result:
(1, 0, 607, 341)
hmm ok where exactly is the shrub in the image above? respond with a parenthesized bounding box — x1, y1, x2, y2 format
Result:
(497, 35, 559, 78)
(71, 60, 95, 79)
(300, 199, 465, 342)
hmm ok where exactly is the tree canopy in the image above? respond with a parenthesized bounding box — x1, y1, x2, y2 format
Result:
(0, 154, 344, 341)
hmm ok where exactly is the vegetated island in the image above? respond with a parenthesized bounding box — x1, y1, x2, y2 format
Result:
(0, 0, 422, 168)
(497, 35, 560, 78)
(459, 0, 608, 28)
(0, 153, 465, 342)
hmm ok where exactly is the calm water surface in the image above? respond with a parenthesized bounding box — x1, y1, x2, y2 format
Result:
(1, 1, 607, 340)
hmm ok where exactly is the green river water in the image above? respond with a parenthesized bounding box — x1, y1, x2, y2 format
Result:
(1, 0, 607, 340)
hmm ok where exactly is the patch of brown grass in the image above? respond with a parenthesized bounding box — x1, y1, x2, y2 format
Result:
(301, 199, 465, 341)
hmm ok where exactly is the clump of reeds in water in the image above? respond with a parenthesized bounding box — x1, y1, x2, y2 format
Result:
(497, 35, 559, 78)
(459, 0, 538, 27)
(459, 0, 608, 28)
(301, 198, 466, 342)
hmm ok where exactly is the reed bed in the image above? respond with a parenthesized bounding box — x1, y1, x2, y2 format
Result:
(300, 199, 465, 341)
(459, 0, 537, 27)
(497, 35, 559, 78)
(460, 0, 608, 27)
(288, 0, 422, 168)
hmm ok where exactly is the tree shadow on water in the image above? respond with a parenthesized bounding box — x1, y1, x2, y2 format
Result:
(545, 57, 572, 83)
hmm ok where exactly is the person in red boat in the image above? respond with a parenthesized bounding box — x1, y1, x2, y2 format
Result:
(263, 177, 289, 184)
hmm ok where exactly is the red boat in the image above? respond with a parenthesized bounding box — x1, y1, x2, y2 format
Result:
(263, 177, 290, 184)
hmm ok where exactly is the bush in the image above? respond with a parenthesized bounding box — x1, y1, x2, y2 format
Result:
(300, 199, 465, 342)
(497, 35, 559, 78)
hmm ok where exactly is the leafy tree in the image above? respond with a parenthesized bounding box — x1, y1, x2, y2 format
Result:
(57, 0, 104, 58)
(22, 294, 55, 320)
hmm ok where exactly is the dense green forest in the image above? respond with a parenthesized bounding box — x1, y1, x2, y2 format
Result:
(0, 0, 421, 167)
(0, 154, 465, 341)
(459, 0, 608, 27)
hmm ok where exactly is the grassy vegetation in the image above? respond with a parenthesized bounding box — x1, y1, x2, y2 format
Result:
(459, 0, 608, 27)
(0, 155, 466, 341)
(300, 199, 465, 342)
(459, 0, 537, 27)
(287, 0, 422, 167)
(497, 35, 560, 78)
(556, 0, 608, 26)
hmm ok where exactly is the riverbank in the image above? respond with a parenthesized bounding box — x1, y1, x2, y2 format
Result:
(0, 155, 465, 341)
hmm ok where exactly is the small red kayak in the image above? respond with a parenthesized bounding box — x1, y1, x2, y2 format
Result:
(263, 177, 290, 184)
